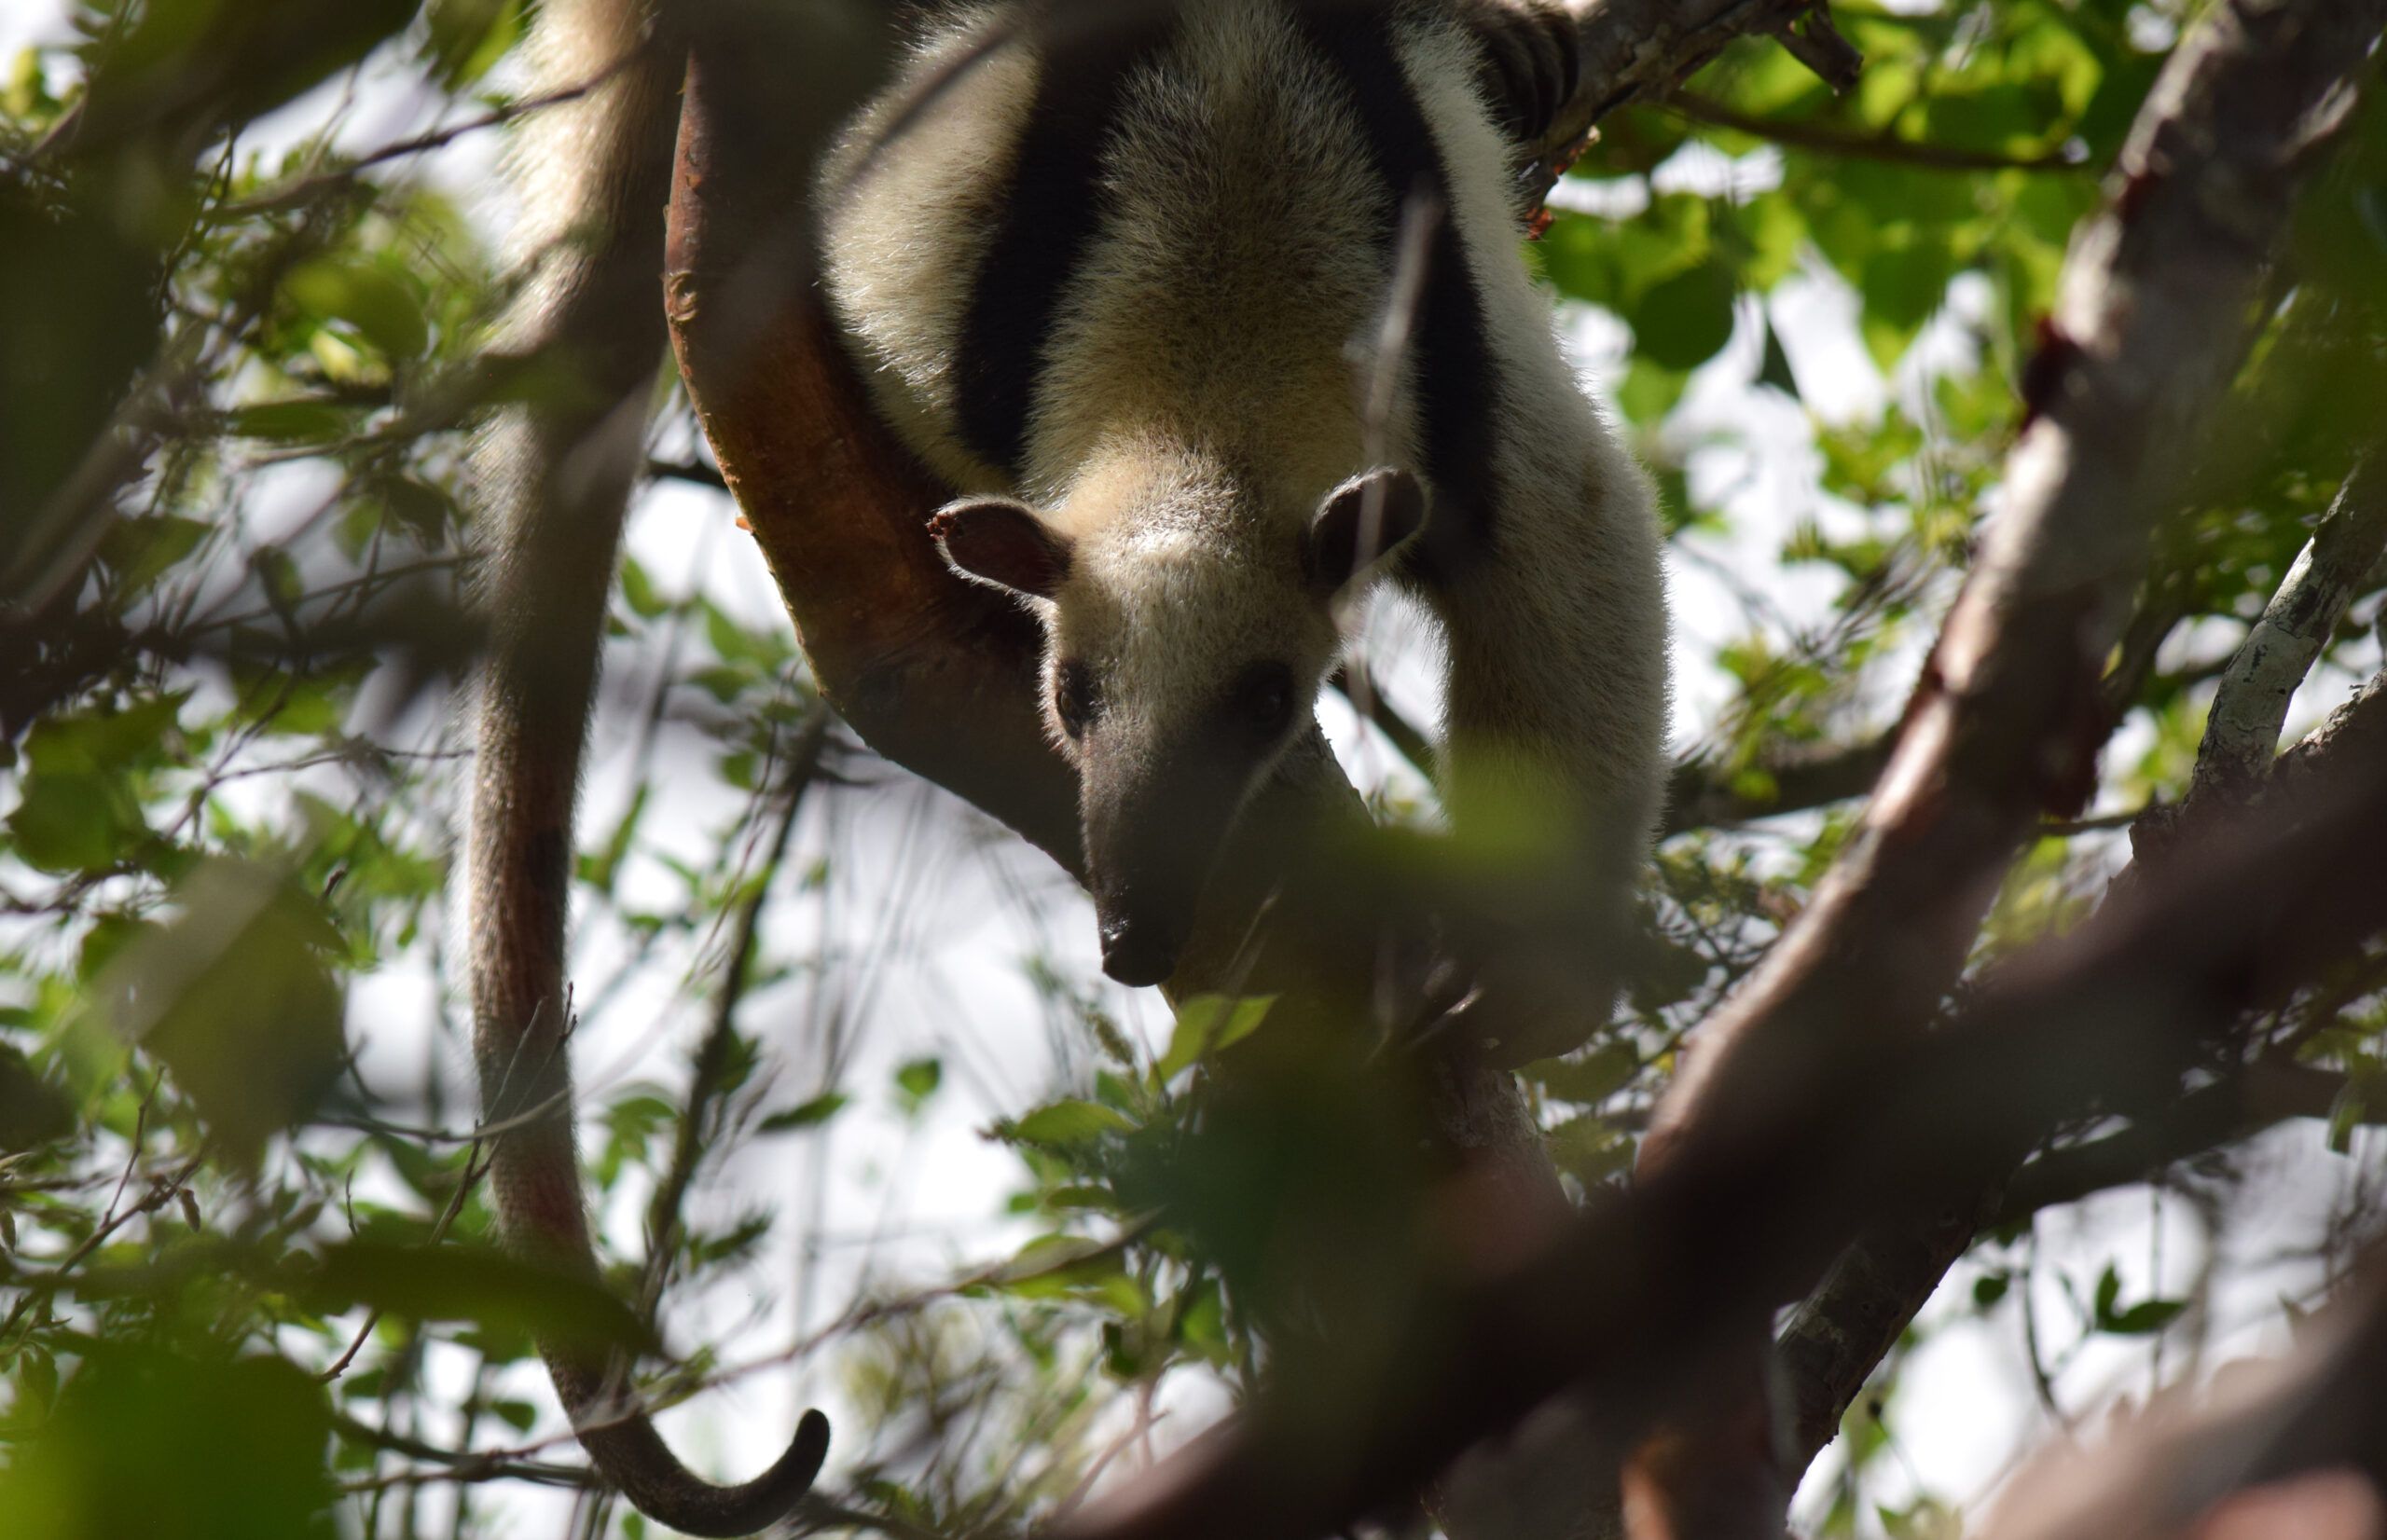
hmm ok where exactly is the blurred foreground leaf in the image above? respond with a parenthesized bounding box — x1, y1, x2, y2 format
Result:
(0, 1348, 336, 1540)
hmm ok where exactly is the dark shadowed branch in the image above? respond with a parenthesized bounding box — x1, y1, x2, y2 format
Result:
(1527, 0, 1862, 193)
(1050, 662, 2387, 1540)
(1989, 1062, 2382, 1231)
(1659, 736, 1893, 837)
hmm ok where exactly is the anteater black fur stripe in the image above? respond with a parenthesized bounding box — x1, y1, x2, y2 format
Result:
(952, 5, 1179, 477)
(1296, 0, 1504, 574)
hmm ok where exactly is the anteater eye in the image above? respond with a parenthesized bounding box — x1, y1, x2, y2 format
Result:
(1241, 663, 1295, 738)
(1055, 660, 1097, 739)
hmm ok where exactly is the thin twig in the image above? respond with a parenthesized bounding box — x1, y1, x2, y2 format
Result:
(636, 708, 832, 1323)
(323, 1139, 494, 1382)
(219, 63, 641, 218)
(1667, 89, 2090, 173)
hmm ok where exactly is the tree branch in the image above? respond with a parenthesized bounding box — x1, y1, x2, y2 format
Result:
(1665, 89, 2090, 174)
(1991, 1062, 2370, 1230)
(1645, 0, 2385, 1168)
(1638, 0, 2387, 1519)
(2189, 452, 2387, 799)
(1524, 0, 1862, 201)
(1775, 653, 2387, 1477)
(1659, 736, 1892, 837)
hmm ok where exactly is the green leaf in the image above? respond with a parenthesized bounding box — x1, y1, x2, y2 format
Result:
(619, 557, 668, 620)
(226, 399, 351, 444)
(1155, 994, 1276, 1084)
(1012, 1099, 1135, 1146)
(2092, 1263, 2121, 1322)
(0, 1349, 336, 1540)
(758, 1091, 849, 1134)
(894, 1056, 943, 1114)
(1041, 1184, 1119, 1213)
(1617, 355, 1688, 423)
(84, 859, 347, 1167)
(22, 693, 185, 777)
(0, 1043, 75, 1152)
(1921, 82, 2061, 157)
(311, 1241, 657, 1355)
(1546, 1112, 1634, 1188)
(1525, 1040, 1638, 1105)
(1879, 1495, 1961, 1540)
(577, 782, 648, 893)
(6, 771, 146, 874)
(2327, 1078, 2366, 1154)
(96, 514, 210, 598)
(1860, 240, 1954, 368)
(2090, 1264, 2185, 1335)
(424, 0, 521, 89)
(1212, 1000, 1267, 1053)
(2107, 1298, 2187, 1335)
(994, 1233, 1134, 1305)
(1175, 1274, 1232, 1365)
(1734, 191, 1809, 291)
(283, 257, 429, 361)
(1631, 261, 1738, 372)
(1757, 316, 1801, 398)
(372, 475, 453, 544)
(16, 1348, 57, 1421)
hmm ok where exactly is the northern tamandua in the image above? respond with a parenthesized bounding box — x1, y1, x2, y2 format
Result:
(821, 0, 1670, 1050)
(469, 1, 1666, 1533)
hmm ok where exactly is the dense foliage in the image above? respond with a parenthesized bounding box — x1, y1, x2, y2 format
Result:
(2, 3, 2383, 1538)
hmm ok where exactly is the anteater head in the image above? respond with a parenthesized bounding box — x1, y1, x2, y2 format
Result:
(929, 463, 1427, 987)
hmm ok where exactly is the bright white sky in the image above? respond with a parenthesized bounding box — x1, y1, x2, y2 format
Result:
(4, 6, 2382, 1537)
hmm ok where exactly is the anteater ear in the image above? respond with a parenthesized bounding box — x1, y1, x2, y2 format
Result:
(929, 497, 1074, 599)
(1308, 468, 1427, 592)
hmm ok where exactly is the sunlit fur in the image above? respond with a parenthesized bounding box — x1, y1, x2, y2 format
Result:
(822, 0, 1670, 1046)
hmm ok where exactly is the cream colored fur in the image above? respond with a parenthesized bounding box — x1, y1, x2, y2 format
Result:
(819, 10, 1039, 494)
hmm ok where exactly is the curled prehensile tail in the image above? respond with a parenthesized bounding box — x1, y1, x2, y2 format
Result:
(465, 0, 829, 1531)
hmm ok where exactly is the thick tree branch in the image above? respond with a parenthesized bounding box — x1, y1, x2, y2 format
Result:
(1644, 0, 2385, 1168)
(1638, 3, 2387, 1521)
(1782, 1053, 2385, 1467)
(2275, 662, 2387, 787)
(1775, 657, 2387, 1477)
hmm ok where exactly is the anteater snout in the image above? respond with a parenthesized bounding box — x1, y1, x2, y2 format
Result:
(1097, 909, 1182, 988)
